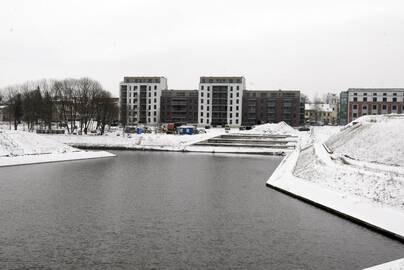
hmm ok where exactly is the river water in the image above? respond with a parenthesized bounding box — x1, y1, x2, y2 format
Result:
(0, 151, 403, 269)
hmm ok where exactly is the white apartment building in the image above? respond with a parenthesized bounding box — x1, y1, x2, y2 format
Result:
(198, 76, 246, 127)
(119, 76, 168, 125)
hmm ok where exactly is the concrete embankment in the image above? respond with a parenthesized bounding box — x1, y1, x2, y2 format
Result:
(266, 148, 404, 243)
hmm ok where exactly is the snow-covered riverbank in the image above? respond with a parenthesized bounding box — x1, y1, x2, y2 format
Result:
(40, 123, 301, 154)
(0, 129, 115, 167)
(267, 114, 404, 240)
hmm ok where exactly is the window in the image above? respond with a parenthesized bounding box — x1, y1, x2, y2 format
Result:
(373, 105, 377, 110)
(200, 119, 203, 123)
(148, 86, 151, 91)
(236, 99, 239, 104)
(200, 112, 203, 117)
(373, 97, 377, 102)
(393, 97, 397, 102)
(154, 111, 156, 116)
(207, 93, 210, 98)
(201, 85, 204, 90)
(230, 106, 233, 111)
(154, 105, 157, 109)
(353, 104, 357, 109)
(207, 113, 209, 118)
(236, 119, 239, 124)
(154, 85, 157, 90)
(353, 113, 357, 118)
(148, 105, 151, 110)
(148, 118, 150, 122)
(154, 117, 156, 122)
(353, 93, 357, 96)
(236, 106, 239, 110)
(383, 93, 387, 96)
(373, 93, 377, 96)
(230, 113, 232, 118)
(236, 92, 239, 97)
(363, 97, 367, 102)
(236, 86, 240, 91)
(236, 113, 239, 117)
(154, 92, 157, 97)
(353, 97, 357, 102)
(230, 120, 232, 125)
(207, 99, 210, 104)
(200, 99, 204, 103)
(382, 105, 387, 110)
(154, 98, 157, 103)
(200, 105, 203, 110)
(230, 86, 233, 91)
(148, 93, 151, 97)
(362, 105, 367, 110)
(383, 97, 387, 102)
(363, 93, 367, 96)
(392, 105, 397, 110)
(393, 93, 397, 96)
(230, 100, 233, 105)
(207, 86, 210, 91)
(201, 92, 204, 97)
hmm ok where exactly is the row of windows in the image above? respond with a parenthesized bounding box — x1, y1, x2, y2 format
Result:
(200, 99, 240, 105)
(352, 92, 402, 96)
(128, 85, 159, 91)
(353, 97, 400, 102)
(352, 104, 403, 110)
(200, 85, 240, 91)
(128, 98, 159, 104)
(199, 119, 240, 124)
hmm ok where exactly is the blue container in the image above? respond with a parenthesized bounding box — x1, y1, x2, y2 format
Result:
(177, 126, 194, 135)
(136, 127, 143, 134)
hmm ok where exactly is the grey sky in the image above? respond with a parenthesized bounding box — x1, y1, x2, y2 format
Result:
(1, 0, 403, 99)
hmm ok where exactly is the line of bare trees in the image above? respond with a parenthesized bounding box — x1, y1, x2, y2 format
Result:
(0, 78, 118, 135)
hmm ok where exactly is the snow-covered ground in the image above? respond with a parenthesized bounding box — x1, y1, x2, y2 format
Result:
(41, 128, 227, 151)
(364, 258, 404, 270)
(0, 129, 115, 167)
(267, 114, 404, 240)
(40, 124, 302, 153)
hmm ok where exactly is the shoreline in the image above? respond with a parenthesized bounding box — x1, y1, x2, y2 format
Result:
(0, 151, 116, 168)
(266, 148, 404, 243)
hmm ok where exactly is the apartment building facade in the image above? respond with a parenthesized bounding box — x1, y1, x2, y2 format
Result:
(347, 88, 404, 122)
(242, 90, 301, 127)
(198, 76, 246, 127)
(160, 90, 198, 124)
(119, 75, 304, 127)
(119, 76, 168, 126)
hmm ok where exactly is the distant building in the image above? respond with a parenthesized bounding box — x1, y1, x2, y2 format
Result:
(242, 90, 301, 127)
(325, 93, 340, 125)
(119, 76, 168, 126)
(305, 103, 334, 125)
(0, 105, 7, 122)
(198, 76, 245, 127)
(347, 88, 404, 122)
(339, 91, 348, 125)
(160, 90, 198, 124)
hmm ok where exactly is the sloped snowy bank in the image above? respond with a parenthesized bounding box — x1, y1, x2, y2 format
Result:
(0, 129, 114, 166)
(268, 114, 404, 240)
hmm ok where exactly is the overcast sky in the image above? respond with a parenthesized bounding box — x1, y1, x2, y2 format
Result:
(1, 0, 403, 99)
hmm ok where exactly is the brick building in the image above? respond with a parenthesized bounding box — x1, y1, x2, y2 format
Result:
(347, 88, 404, 122)
(242, 90, 301, 127)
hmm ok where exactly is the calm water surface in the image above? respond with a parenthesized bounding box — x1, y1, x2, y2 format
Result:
(0, 151, 403, 269)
